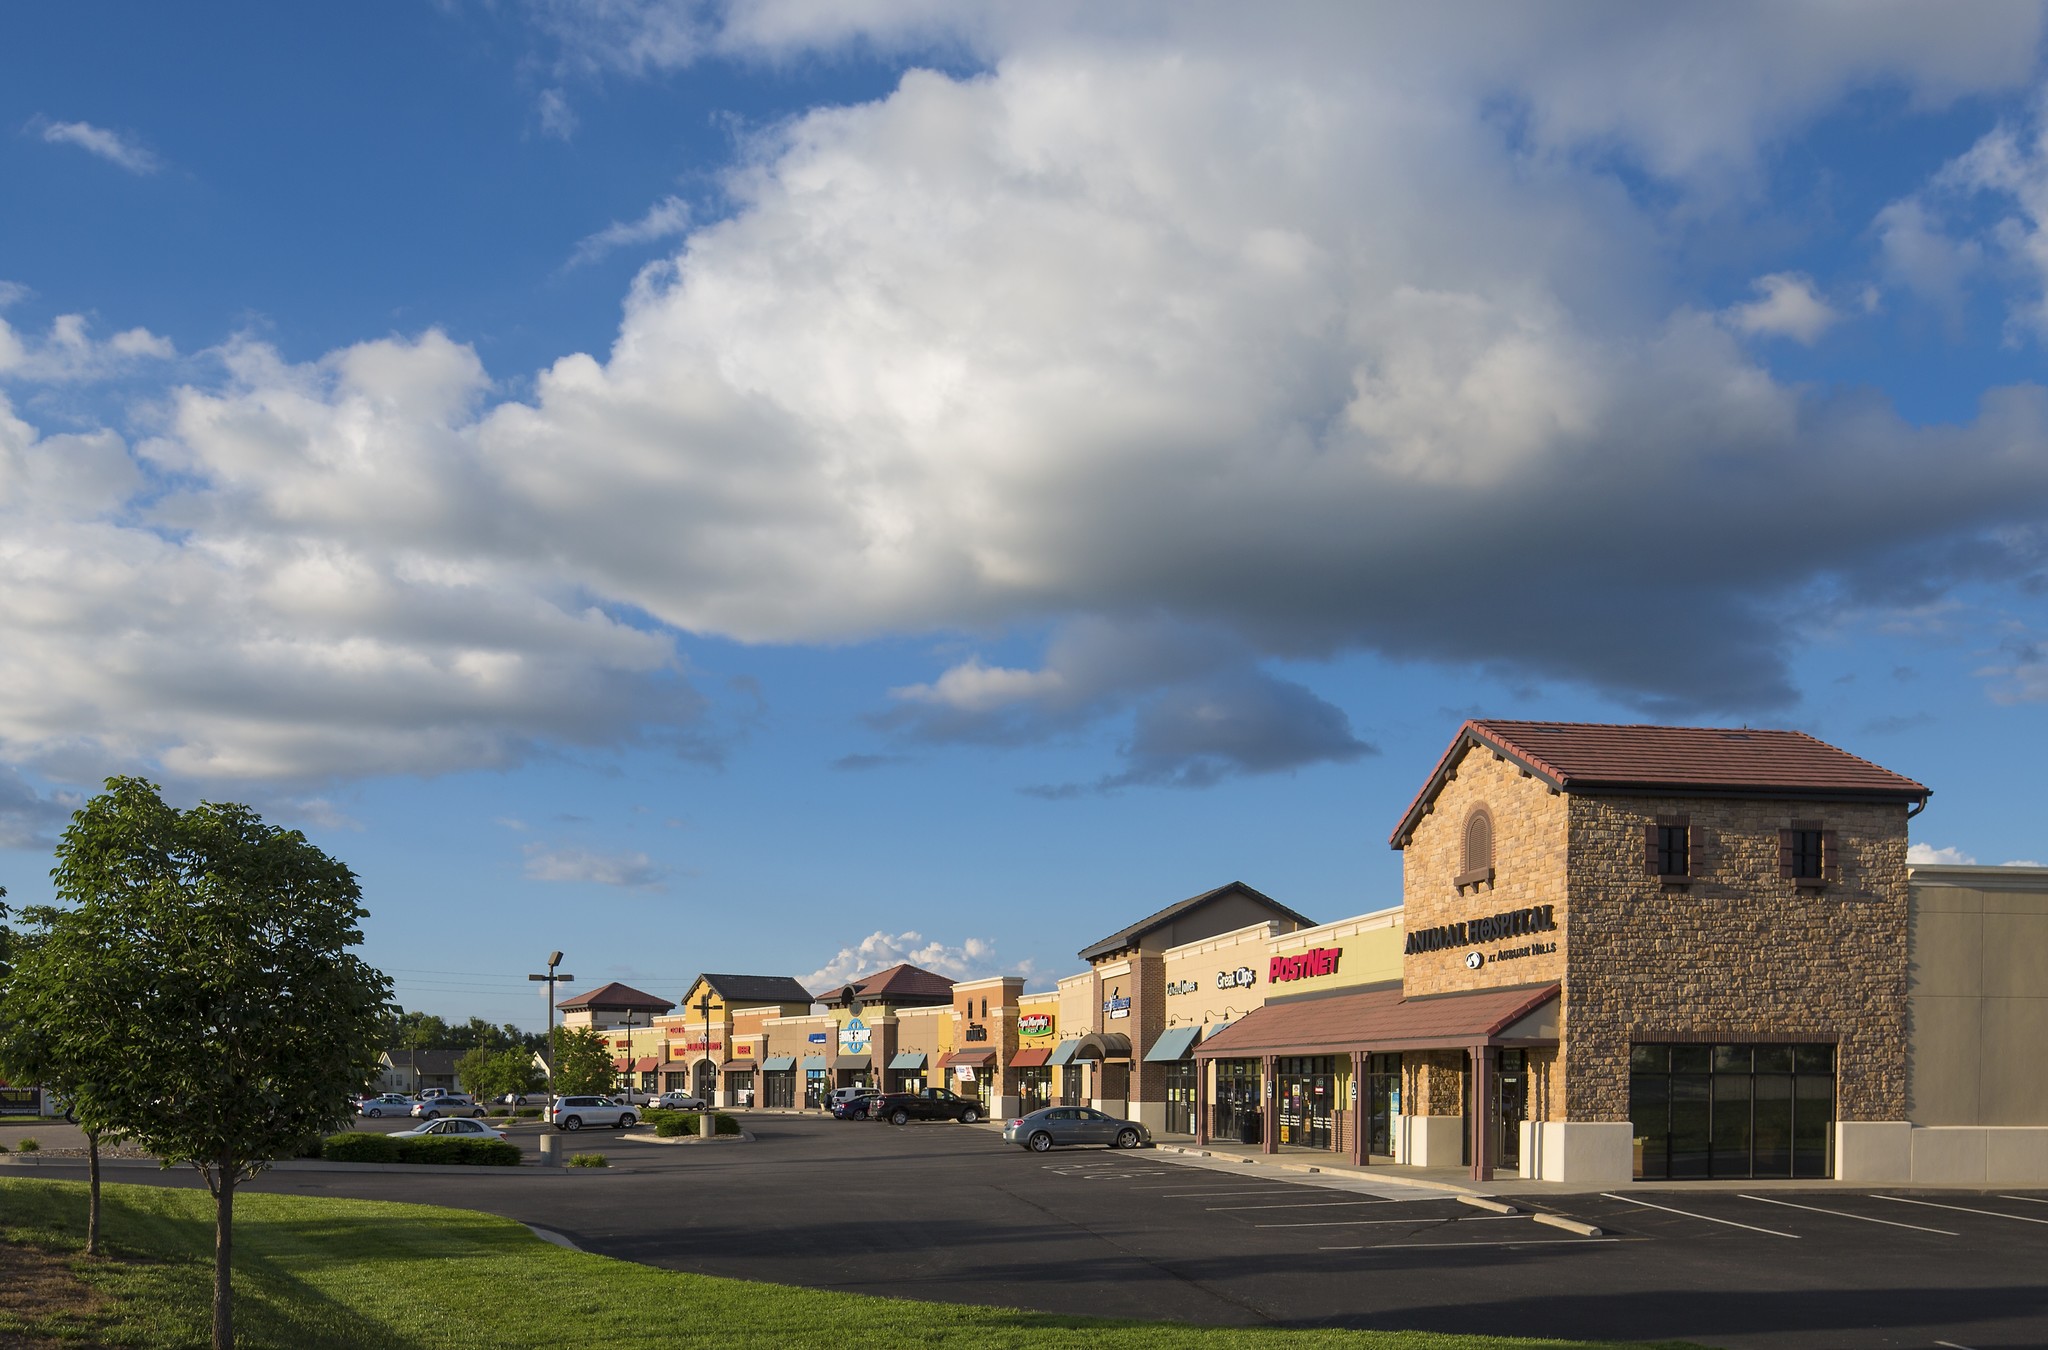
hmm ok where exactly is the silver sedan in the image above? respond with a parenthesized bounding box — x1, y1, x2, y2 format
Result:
(1002, 1106, 1151, 1152)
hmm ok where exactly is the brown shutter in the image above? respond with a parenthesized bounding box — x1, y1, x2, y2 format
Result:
(1778, 829, 1795, 878)
(1644, 822, 1660, 876)
(1688, 823, 1703, 878)
(1822, 829, 1840, 881)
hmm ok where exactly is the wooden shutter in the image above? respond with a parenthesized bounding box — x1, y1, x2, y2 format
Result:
(1644, 822, 1660, 876)
(1688, 823, 1703, 878)
(1822, 829, 1840, 881)
(1778, 829, 1795, 879)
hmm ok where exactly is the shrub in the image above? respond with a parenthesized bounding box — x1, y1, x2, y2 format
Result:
(320, 1132, 401, 1163)
(654, 1112, 741, 1138)
(395, 1136, 520, 1167)
(0, 1140, 10, 1153)
(566, 1152, 608, 1168)
(514, 1107, 543, 1118)
(17, 1138, 40, 1153)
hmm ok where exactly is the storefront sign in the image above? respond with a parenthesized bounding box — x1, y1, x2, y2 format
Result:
(1217, 966, 1256, 990)
(1166, 978, 1200, 996)
(1270, 946, 1341, 983)
(1019, 1013, 1053, 1037)
(965, 1022, 989, 1042)
(807, 1032, 829, 1044)
(840, 1018, 870, 1053)
(680, 1037, 723, 1054)
(736, 1044, 753, 1057)
(958, 1066, 976, 1081)
(1103, 987, 1131, 1020)
(1405, 904, 1558, 955)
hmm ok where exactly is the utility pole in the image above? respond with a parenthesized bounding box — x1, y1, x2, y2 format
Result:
(526, 952, 573, 1099)
(695, 990, 716, 1106)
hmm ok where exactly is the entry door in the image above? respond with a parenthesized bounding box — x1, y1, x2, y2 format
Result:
(1495, 1051, 1528, 1170)
(695, 1061, 715, 1102)
(1163, 1063, 1196, 1135)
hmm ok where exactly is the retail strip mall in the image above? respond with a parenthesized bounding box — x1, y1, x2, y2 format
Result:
(567, 720, 2048, 1187)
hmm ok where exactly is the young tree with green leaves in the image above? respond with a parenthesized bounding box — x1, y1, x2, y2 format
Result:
(28, 778, 391, 1349)
(455, 1045, 494, 1097)
(550, 1025, 618, 1096)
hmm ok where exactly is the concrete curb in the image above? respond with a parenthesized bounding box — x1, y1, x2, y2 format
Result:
(615, 1130, 756, 1146)
(0, 1155, 586, 1177)
(1459, 1195, 1518, 1215)
(1153, 1143, 1483, 1197)
(1532, 1211, 1603, 1237)
(525, 1225, 585, 1250)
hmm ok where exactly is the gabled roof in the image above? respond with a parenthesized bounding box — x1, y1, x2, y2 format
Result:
(1077, 881, 1314, 962)
(555, 980, 675, 1013)
(693, 973, 816, 1007)
(1391, 720, 1931, 848)
(822, 962, 955, 1005)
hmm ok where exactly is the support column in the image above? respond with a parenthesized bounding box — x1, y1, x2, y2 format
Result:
(1195, 1059, 1209, 1145)
(1262, 1054, 1278, 1155)
(1350, 1050, 1369, 1167)
(1469, 1044, 1493, 1183)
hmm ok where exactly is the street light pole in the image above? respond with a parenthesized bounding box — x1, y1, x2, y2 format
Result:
(617, 1008, 640, 1100)
(696, 992, 715, 1108)
(526, 953, 574, 1100)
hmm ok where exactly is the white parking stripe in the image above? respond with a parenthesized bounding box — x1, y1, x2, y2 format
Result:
(1599, 1192, 1799, 1238)
(1153, 1188, 1332, 1198)
(1998, 1195, 2048, 1206)
(1873, 1196, 2048, 1225)
(1737, 1194, 1959, 1235)
(1935, 1340, 1980, 1349)
(1314, 1238, 1619, 1250)
(1256, 1218, 1455, 1228)
(1207, 1199, 1401, 1211)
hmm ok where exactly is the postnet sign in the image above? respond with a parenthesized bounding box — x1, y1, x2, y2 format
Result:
(1269, 946, 1341, 984)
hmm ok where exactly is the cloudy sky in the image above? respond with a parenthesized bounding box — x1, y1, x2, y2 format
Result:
(3, 2, 2045, 1024)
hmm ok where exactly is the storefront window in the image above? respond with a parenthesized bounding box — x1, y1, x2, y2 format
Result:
(727, 1071, 755, 1108)
(1630, 1042, 1835, 1179)
(1365, 1053, 1401, 1158)
(1163, 1063, 1197, 1135)
(763, 1070, 795, 1110)
(804, 1069, 829, 1108)
(1013, 1067, 1052, 1113)
(1275, 1055, 1337, 1151)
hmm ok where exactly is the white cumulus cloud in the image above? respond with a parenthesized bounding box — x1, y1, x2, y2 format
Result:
(1908, 843, 1976, 865)
(802, 929, 1011, 992)
(522, 843, 670, 889)
(32, 118, 161, 174)
(1725, 273, 1840, 344)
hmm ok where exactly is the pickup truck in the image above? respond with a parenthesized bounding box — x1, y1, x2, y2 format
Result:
(872, 1088, 985, 1126)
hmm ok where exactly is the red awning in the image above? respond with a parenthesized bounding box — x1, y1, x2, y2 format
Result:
(611, 1056, 629, 1071)
(1195, 982, 1559, 1058)
(635, 1057, 659, 1073)
(1008, 1048, 1051, 1068)
(938, 1049, 994, 1069)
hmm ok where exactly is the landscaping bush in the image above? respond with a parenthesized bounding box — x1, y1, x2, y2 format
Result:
(17, 1138, 40, 1153)
(653, 1112, 741, 1138)
(566, 1152, 608, 1168)
(320, 1132, 401, 1163)
(396, 1135, 520, 1166)
(514, 1107, 543, 1118)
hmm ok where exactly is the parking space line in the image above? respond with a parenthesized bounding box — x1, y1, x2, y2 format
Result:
(1151, 1188, 1328, 1198)
(1934, 1340, 1980, 1349)
(1255, 1218, 1454, 1228)
(1738, 1194, 1959, 1235)
(1600, 1192, 1799, 1237)
(1998, 1195, 2048, 1206)
(1314, 1238, 1620, 1250)
(1207, 1199, 1400, 1211)
(1874, 1196, 2048, 1226)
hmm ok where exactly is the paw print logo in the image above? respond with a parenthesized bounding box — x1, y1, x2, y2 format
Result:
(1465, 951, 1484, 970)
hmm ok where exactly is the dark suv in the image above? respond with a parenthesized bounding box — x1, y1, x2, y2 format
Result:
(873, 1088, 984, 1126)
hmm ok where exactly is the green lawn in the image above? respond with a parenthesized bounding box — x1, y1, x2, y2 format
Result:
(0, 1178, 1702, 1350)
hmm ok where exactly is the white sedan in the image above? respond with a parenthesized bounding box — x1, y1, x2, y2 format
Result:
(392, 1118, 507, 1141)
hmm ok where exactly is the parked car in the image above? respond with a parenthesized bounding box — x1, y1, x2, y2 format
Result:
(657, 1090, 707, 1111)
(829, 1087, 880, 1120)
(498, 1092, 541, 1106)
(392, 1117, 508, 1141)
(1004, 1106, 1151, 1152)
(548, 1095, 639, 1131)
(357, 1094, 416, 1118)
(611, 1087, 655, 1106)
(411, 1095, 486, 1120)
(419, 1088, 450, 1100)
(872, 1088, 985, 1126)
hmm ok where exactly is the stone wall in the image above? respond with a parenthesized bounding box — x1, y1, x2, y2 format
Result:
(1562, 793, 1910, 1122)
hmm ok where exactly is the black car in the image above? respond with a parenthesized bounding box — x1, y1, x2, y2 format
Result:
(872, 1088, 984, 1126)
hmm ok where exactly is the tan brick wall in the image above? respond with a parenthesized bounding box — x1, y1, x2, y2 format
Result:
(1401, 747, 1569, 997)
(1561, 793, 1910, 1122)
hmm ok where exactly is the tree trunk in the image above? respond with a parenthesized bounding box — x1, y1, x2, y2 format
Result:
(86, 1130, 100, 1257)
(212, 1164, 235, 1350)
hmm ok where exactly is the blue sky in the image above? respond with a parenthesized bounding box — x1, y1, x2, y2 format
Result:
(2, 3, 2045, 1026)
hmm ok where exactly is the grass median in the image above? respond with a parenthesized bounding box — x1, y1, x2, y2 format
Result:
(0, 1178, 1702, 1350)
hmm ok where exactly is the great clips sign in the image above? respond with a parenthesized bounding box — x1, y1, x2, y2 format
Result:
(1269, 946, 1341, 984)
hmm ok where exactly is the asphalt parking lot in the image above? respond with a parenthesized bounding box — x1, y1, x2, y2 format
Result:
(14, 1113, 2048, 1349)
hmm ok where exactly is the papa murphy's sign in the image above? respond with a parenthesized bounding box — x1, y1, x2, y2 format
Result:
(1018, 1013, 1054, 1039)
(1269, 946, 1341, 984)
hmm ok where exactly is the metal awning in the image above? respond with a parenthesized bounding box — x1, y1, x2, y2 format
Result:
(1142, 1026, 1201, 1063)
(1008, 1047, 1051, 1068)
(759, 1055, 796, 1071)
(635, 1057, 659, 1072)
(611, 1056, 630, 1071)
(800, 1054, 827, 1071)
(722, 1061, 756, 1074)
(888, 1051, 926, 1070)
(938, 1049, 993, 1069)
(1047, 1040, 1080, 1067)
(1194, 983, 1561, 1059)
(1069, 1031, 1132, 1061)
(833, 1055, 869, 1070)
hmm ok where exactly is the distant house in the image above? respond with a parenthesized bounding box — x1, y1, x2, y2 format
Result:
(377, 1048, 463, 1095)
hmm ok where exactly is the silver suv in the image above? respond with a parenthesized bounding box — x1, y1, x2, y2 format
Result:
(548, 1095, 638, 1131)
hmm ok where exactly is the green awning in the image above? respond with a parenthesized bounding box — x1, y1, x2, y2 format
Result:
(1047, 1040, 1080, 1067)
(888, 1051, 925, 1070)
(759, 1055, 795, 1071)
(1143, 1026, 1202, 1063)
(801, 1054, 827, 1071)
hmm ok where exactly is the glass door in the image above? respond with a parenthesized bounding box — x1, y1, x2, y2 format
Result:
(1365, 1054, 1401, 1157)
(1495, 1050, 1527, 1171)
(1163, 1062, 1196, 1135)
(1275, 1056, 1335, 1150)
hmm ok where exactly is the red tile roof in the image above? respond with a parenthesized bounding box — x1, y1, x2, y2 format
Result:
(846, 963, 955, 1001)
(1391, 720, 1930, 847)
(556, 980, 676, 1013)
(1195, 982, 1558, 1057)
